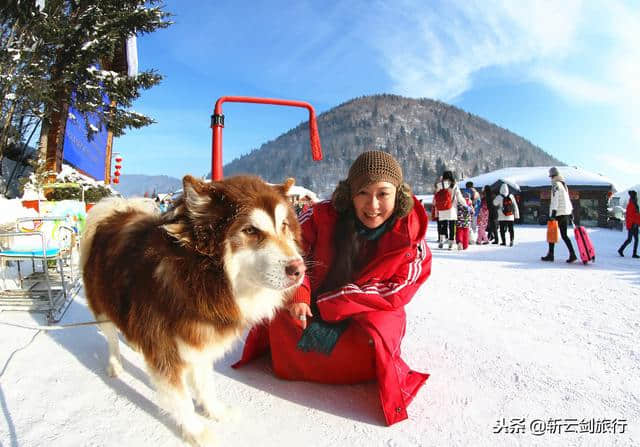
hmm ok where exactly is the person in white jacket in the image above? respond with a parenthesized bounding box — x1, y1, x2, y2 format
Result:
(493, 182, 519, 246)
(541, 167, 577, 262)
(435, 170, 466, 250)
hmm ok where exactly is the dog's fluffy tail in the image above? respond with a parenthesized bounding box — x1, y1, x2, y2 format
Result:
(80, 197, 159, 271)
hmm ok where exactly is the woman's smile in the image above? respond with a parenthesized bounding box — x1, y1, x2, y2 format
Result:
(353, 182, 397, 229)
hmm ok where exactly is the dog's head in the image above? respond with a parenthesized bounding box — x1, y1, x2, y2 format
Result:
(164, 175, 305, 293)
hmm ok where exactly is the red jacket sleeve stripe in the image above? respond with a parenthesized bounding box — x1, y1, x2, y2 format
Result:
(316, 237, 427, 304)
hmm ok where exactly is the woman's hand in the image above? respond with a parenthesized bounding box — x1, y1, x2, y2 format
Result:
(288, 302, 313, 329)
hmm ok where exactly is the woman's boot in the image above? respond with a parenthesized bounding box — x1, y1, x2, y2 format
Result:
(618, 239, 629, 257)
(541, 243, 554, 261)
(566, 240, 577, 263)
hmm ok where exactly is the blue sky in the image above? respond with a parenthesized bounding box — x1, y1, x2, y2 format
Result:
(115, 0, 639, 190)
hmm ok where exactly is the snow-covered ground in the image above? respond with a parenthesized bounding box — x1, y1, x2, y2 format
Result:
(1, 224, 638, 447)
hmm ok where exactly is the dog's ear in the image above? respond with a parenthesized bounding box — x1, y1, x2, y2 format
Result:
(183, 175, 213, 217)
(283, 177, 295, 194)
(273, 177, 295, 197)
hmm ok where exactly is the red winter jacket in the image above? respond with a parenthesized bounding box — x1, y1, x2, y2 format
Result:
(233, 197, 432, 425)
(626, 201, 640, 230)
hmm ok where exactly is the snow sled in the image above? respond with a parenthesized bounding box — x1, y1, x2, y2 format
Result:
(573, 222, 595, 265)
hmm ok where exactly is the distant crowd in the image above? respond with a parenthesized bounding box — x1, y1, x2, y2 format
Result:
(428, 167, 639, 264)
(431, 170, 519, 250)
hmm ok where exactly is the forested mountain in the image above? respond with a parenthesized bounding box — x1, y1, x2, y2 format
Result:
(223, 94, 562, 197)
(114, 174, 180, 198)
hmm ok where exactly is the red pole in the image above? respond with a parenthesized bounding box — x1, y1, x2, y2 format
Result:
(212, 123, 223, 181)
(211, 96, 323, 180)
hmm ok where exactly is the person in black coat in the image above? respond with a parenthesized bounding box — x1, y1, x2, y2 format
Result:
(483, 185, 499, 244)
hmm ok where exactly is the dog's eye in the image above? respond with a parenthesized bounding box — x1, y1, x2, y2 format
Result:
(243, 226, 259, 235)
(281, 221, 289, 231)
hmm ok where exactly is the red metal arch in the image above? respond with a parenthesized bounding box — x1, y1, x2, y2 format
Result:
(211, 96, 323, 180)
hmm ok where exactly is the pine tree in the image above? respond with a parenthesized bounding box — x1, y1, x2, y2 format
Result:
(421, 159, 431, 178)
(0, 0, 172, 174)
(1, 4, 49, 163)
(435, 157, 446, 176)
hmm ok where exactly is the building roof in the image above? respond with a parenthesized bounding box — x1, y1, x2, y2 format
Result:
(288, 184, 319, 202)
(265, 183, 319, 202)
(462, 166, 617, 191)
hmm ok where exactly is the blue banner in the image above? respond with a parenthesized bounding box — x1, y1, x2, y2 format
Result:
(63, 93, 109, 180)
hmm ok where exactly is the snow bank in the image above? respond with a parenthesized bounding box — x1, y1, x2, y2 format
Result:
(0, 198, 38, 226)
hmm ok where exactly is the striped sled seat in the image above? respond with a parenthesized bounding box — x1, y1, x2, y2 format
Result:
(0, 217, 78, 323)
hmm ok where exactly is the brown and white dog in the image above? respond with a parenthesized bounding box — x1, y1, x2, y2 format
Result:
(80, 175, 305, 446)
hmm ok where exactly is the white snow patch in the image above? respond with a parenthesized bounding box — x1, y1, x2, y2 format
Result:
(0, 222, 638, 446)
(0, 198, 38, 226)
(81, 39, 98, 51)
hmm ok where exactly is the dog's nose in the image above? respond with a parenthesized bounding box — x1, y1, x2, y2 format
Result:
(285, 259, 306, 280)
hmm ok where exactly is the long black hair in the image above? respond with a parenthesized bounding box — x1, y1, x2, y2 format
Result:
(442, 170, 456, 186)
(629, 190, 639, 213)
(483, 185, 493, 204)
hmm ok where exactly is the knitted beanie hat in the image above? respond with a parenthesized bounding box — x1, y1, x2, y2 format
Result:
(347, 151, 403, 196)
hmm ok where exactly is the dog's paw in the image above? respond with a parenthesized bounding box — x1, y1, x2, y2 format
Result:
(106, 359, 124, 378)
(202, 400, 237, 423)
(183, 421, 217, 447)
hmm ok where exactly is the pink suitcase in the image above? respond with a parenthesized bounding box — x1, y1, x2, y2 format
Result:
(573, 223, 595, 264)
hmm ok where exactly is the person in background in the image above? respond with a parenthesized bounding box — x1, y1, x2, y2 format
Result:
(483, 185, 499, 244)
(464, 181, 481, 244)
(476, 188, 490, 244)
(233, 150, 431, 426)
(541, 167, 577, 262)
(493, 183, 519, 246)
(456, 192, 473, 250)
(432, 179, 442, 243)
(435, 170, 466, 250)
(155, 195, 169, 213)
(618, 190, 640, 258)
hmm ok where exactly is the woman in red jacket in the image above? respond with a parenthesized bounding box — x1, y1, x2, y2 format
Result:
(234, 151, 432, 426)
(618, 190, 640, 258)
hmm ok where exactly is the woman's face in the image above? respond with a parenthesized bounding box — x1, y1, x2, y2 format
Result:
(352, 181, 397, 229)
